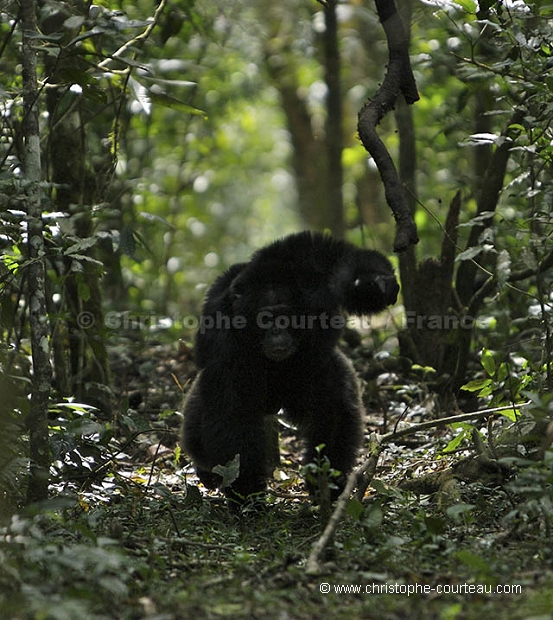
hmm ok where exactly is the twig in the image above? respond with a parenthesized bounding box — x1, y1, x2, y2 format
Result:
(380, 402, 529, 444)
(162, 537, 238, 551)
(97, 0, 168, 70)
(306, 433, 383, 574)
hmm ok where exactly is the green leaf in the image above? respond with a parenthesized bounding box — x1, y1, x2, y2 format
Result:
(455, 246, 483, 262)
(424, 515, 446, 535)
(454, 549, 492, 574)
(212, 454, 240, 488)
(345, 498, 365, 521)
(461, 378, 492, 392)
(137, 212, 174, 227)
(65, 237, 98, 255)
(64, 15, 85, 30)
(443, 429, 468, 453)
(78, 279, 90, 302)
(363, 503, 383, 529)
(119, 225, 137, 259)
(68, 254, 103, 267)
(499, 408, 521, 422)
(446, 503, 475, 521)
(149, 91, 207, 117)
(497, 362, 509, 384)
(456, 0, 477, 13)
(481, 349, 496, 377)
(478, 384, 494, 397)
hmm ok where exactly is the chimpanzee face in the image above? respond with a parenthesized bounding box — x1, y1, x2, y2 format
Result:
(229, 267, 301, 362)
(255, 303, 298, 362)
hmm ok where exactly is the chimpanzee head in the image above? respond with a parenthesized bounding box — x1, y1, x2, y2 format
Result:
(337, 249, 399, 316)
(229, 264, 301, 362)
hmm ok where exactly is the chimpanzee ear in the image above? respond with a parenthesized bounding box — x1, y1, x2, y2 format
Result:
(229, 275, 245, 301)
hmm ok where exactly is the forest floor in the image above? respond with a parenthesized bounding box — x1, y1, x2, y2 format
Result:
(2, 334, 553, 619)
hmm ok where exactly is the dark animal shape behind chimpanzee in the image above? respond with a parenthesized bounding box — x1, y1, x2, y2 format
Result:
(181, 231, 399, 507)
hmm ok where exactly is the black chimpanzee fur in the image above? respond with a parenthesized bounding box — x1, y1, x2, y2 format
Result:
(181, 231, 399, 506)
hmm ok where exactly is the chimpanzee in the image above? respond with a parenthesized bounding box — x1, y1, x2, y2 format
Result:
(181, 231, 399, 506)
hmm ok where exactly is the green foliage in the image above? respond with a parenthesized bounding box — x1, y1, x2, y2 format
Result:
(412, 0, 553, 271)
(0, 347, 30, 515)
(0, 416, 550, 619)
(501, 410, 553, 544)
(461, 348, 533, 407)
(301, 444, 341, 513)
(48, 402, 115, 483)
(0, 469, 538, 620)
(454, 549, 495, 583)
(0, 512, 133, 620)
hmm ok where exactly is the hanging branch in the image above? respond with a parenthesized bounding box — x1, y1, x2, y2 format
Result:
(357, 0, 419, 252)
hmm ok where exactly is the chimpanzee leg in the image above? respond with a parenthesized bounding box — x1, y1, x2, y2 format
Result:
(293, 350, 363, 495)
(182, 371, 269, 504)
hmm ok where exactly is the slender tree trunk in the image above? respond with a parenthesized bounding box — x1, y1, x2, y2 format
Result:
(394, 1, 418, 312)
(21, 0, 52, 503)
(323, 0, 344, 238)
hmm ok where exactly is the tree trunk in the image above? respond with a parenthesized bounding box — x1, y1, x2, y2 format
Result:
(21, 0, 52, 504)
(323, 0, 344, 238)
